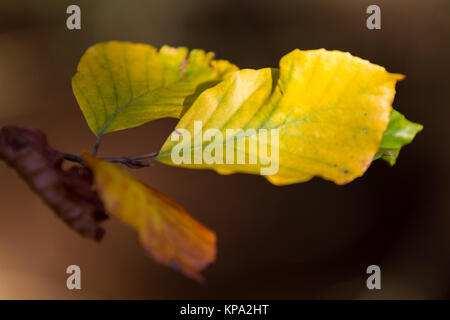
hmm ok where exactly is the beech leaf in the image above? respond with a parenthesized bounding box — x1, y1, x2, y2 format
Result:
(72, 41, 238, 137)
(0, 126, 107, 240)
(157, 49, 407, 185)
(375, 109, 423, 165)
(82, 153, 216, 282)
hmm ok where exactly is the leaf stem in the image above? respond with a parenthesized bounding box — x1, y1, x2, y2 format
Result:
(93, 135, 102, 157)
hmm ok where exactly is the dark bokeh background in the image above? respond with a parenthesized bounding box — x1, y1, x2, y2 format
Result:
(0, 0, 449, 299)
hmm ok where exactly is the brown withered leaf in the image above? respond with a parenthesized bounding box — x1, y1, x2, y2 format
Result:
(0, 126, 107, 241)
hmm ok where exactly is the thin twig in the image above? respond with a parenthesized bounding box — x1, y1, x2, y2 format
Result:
(63, 153, 83, 164)
(63, 152, 158, 169)
(101, 152, 158, 168)
(102, 152, 158, 162)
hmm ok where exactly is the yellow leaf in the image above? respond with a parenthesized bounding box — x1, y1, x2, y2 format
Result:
(72, 41, 237, 137)
(157, 49, 404, 185)
(82, 153, 216, 282)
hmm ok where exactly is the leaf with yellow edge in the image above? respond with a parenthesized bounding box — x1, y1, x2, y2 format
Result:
(72, 41, 238, 137)
(156, 49, 404, 185)
(82, 153, 216, 282)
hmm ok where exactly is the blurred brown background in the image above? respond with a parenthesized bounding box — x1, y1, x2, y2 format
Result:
(0, 0, 449, 299)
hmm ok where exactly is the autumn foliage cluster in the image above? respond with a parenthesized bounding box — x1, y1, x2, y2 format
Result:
(0, 42, 422, 281)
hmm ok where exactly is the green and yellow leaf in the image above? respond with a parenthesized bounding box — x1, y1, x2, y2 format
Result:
(157, 49, 406, 185)
(82, 153, 216, 282)
(375, 109, 423, 165)
(72, 41, 237, 137)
